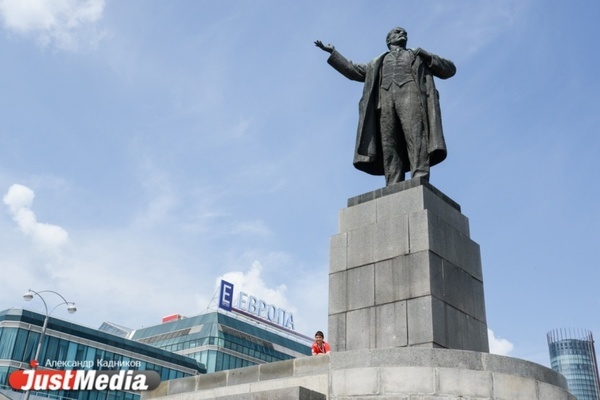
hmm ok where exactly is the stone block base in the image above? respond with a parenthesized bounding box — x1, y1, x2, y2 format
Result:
(329, 348, 574, 400)
(330, 179, 489, 352)
(212, 386, 325, 400)
(141, 348, 574, 400)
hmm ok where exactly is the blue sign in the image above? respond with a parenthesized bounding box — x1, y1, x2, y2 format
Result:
(219, 280, 234, 311)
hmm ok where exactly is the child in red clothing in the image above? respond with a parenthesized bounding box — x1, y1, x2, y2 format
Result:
(311, 330, 331, 355)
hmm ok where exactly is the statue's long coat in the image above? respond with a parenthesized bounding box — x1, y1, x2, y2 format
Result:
(327, 49, 456, 176)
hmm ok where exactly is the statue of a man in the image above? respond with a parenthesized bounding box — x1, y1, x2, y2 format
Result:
(315, 27, 456, 185)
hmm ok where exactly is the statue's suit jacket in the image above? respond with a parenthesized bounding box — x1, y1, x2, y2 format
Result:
(327, 49, 456, 176)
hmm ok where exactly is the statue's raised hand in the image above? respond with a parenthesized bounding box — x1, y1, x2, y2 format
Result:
(314, 40, 335, 54)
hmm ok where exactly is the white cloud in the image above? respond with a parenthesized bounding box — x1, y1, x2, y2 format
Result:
(488, 329, 514, 356)
(0, 0, 106, 51)
(3, 183, 69, 253)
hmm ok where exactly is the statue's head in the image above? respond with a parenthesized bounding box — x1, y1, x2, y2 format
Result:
(386, 27, 408, 49)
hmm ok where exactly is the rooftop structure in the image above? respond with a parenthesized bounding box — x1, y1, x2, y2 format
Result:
(548, 328, 600, 400)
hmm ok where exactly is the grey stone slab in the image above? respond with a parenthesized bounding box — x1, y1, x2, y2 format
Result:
(213, 393, 251, 400)
(331, 396, 408, 400)
(328, 271, 347, 315)
(440, 260, 486, 321)
(293, 354, 330, 377)
(330, 368, 379, 396)
(339, 199, 376, 232)
(345, 308, 376, 350)
(422, 186, 470, 235)
(427, 348, 485, 370)
(167, 375, 198, 395)
(439, 368, 493, 397)
(429, 213, 482, 281)
(366, 347, 485, 370)
(347, 264, 375, 311)
(329, 348, 372, 370)
(431, 296, 448, 347)
(476, 318, 490, 352)
(213, 386, 326, 400)
(374, 257, 410, 305)
(538, 382, 576, 400)
(444, 304, 465, 350)
(327, 348, 572, 400)
(481, 353, 568, 388)
(422, 252, 444, 299)
(460, 239, 483, 281)
(328, 313, 346, 352)
(346, 215, 410, 268)
(373, 215, 410, 261)
(374, 183, 469, 236)
(258, 359, 294, 381)
(376, 185, 424, 221)
(409, 210, 483, 281)
(195, 371, 228, 390)
(346, 222, 378, 268)
(375, 301, 407, 348)
(492, 373, 537, 400)
(295, 387, 327, 400)
(406, 295, 447, 348)
(375, 251, 444, 304)
(466, 317, 490, 353)
(375, 252, 443, 306)
(144, 381, 168, 398)
(347, 179, 460, 212)
(407, 296, 434, 346)
(472, 276, 487, 323)
(444, 304, 489, 352)
(329, 233, 347, 274)
(407, 210, 431, 254)
(380, 366, 436, 394)
(227, 365, 259, 385)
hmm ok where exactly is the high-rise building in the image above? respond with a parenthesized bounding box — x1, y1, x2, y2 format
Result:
(547, 328, 600, 400)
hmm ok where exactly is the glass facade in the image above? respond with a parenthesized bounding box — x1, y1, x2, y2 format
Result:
(131, 310, 312, 373)
(0, 308, 205, 400)
(548, 328, 600, 400)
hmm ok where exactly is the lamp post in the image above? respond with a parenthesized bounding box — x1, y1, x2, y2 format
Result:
(22, 289, 76, 400)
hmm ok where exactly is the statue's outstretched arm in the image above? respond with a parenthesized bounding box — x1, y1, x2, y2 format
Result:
(315, 40, 366, 82)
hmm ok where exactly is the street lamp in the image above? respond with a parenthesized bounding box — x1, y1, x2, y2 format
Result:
(22, 289, 77, 400)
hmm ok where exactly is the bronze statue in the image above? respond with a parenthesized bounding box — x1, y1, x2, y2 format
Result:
(315, 27, 456, 185)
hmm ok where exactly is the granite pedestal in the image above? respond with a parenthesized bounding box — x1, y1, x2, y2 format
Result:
(329, 179, 488, 352)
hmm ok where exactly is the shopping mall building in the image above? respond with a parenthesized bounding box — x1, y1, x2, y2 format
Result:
(0, 281, 312, 400)
(130, 280, 312, 374)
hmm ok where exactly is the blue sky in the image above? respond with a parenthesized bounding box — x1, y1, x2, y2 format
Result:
(0, 0, 599, 367)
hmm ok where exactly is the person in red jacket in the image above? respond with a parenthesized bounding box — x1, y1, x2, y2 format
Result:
(311, 331, 331, 355)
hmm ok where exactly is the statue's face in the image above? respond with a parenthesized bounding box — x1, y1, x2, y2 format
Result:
(386, 27, 407, 48)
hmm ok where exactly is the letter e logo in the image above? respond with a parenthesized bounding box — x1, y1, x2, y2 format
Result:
(219, 280, 234, 311)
